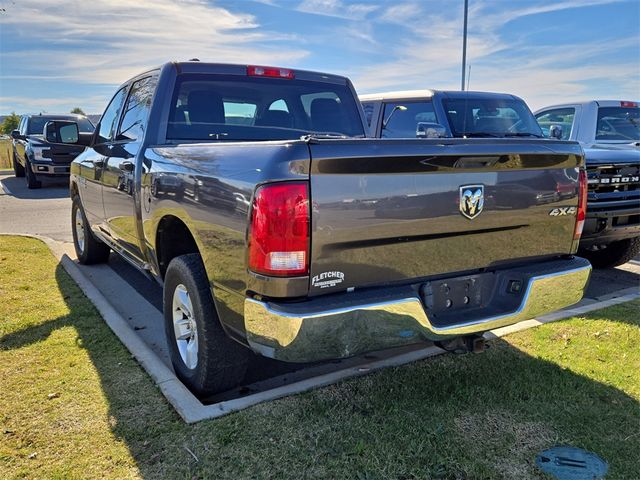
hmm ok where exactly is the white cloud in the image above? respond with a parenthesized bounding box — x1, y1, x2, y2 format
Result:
(296, 0, 379, 20)
(351, 0, 638, 109)
(1, 0, 309, 87)
(0, 95, 110, 112)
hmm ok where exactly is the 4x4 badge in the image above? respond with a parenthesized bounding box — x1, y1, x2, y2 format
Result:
(459, 184, 484, 219)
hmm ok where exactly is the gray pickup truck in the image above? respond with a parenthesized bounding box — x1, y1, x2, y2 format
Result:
(535, 100, 640, 268)
(45, 62, 591, 396)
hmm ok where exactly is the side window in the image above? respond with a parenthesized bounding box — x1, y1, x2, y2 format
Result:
(269, 99, 289, 112)
(361, 103, 374, 127)
(19, 116, 27, 134)
(118, 76, 157, 141)
(535, 108, 575, 140)
(97, 87, 128, 144)
(382, 101, 437, 138)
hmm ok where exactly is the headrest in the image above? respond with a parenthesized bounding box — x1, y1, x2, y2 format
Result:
(187, 91, 224, 124)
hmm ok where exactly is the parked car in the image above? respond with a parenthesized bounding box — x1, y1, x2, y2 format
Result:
(46, 61, 590, 397)
(11, 113, 94, 189)
(535, 101, 640, 268)
(360, 89, 544, 139)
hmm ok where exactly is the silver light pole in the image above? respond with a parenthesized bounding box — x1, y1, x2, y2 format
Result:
(461, 0, 469, 91)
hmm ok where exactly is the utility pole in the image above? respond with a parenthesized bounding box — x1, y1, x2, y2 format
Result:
(461, 0, 469, 91)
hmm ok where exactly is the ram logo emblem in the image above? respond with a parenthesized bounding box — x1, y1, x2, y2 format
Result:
(459, 185, 485, 219)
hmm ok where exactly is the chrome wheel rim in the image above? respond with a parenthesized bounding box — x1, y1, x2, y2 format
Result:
(74, 209, 85, 254)
(172, 284, 198, 369)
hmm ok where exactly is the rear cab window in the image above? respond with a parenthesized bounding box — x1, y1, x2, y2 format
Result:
(381, 101, 437, 138)
(166, 74, 365, 141)
(442, 97, 542, 138)
(535, 108, 575, 140)
(596, 105, 640, 141)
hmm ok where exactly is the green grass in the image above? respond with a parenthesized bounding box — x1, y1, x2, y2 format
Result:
(1, 235, 639, 479)
(0, 137, 12, 169)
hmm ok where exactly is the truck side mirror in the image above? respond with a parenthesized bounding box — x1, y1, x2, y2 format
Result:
(549, 124, 563, 140)
(416, 122, 447, 139)
(10, 129, 22, 140)
(44, 120, 79, 144)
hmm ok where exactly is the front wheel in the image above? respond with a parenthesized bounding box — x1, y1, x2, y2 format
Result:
(24, 159, 41, 189)
(72, 195, 110, 264)
(164, 254, 249, 397)
(580, 237, 640, 269)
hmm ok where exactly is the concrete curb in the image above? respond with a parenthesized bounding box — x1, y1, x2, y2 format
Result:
(4, 233, 639, 423)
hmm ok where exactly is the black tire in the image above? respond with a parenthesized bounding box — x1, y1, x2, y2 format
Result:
(580, 237, 640, 269)
(24, 159, 41, 189)
(164, 254, 249, 397)
(72, 195, 110, 264)
(12, 151, 25, 178)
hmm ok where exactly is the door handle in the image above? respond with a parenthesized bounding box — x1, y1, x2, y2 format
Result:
(119, 161, 134, 172)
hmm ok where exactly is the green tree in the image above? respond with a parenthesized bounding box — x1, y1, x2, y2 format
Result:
(70, 107, 85, 115)
(1, 112, 20, 134)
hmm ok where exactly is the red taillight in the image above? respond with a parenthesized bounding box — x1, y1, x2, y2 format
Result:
(620, 101, 638, 108)
(248, 182, 309, 276)
(574, 170, 588, 240)
(247, 65, 295, 79)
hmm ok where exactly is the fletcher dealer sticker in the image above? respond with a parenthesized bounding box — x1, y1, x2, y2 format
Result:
(312, 271, 345, 289)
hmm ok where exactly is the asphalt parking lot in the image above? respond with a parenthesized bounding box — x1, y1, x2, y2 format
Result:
(1, 171, 639, 404)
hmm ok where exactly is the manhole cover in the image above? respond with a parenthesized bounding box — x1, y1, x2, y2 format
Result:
(536, 446, 608, 479)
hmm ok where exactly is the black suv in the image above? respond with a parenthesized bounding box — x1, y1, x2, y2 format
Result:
(11, 114, 94, 189)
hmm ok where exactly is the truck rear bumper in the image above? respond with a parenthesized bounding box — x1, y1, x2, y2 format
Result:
(244, 257, 592, 362)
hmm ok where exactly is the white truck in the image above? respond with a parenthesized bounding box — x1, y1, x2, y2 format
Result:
(535, 101, 640, 268)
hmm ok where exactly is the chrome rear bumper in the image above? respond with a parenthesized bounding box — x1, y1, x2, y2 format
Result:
(244, 258, 591, 362)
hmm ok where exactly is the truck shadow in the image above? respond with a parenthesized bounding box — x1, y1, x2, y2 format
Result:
(0, 175, 69, 200)
(586, 265, 640, 299)
(1, 263, 638, 478)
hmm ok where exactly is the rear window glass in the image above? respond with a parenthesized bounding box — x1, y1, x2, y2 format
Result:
(382, 101, 437, 138)
(535, 108, 575, 140)
(28, 116, 94, 135)
(596, 107, 639, 141)
(442, 98, 542, 137)
(167, 74, 365, 141)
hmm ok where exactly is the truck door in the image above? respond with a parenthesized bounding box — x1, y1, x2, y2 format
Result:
(14, 116, 28, 165)
(102, 75, 157, 261)
(81, 87, 128, 228)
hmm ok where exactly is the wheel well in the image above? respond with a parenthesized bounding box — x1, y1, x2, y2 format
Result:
(156, 216, 200, 278)
(70, 181, 79, 199)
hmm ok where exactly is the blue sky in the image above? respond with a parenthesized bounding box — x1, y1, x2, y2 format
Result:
(0, 0, 638, 115)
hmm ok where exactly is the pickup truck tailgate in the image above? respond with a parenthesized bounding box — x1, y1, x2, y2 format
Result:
(308, 138, 584, 295)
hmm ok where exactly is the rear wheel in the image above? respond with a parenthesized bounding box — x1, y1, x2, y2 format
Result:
(25, 159, 41, 189)
(72, 195, 110, 264)
(12, 151, 25, 178)
(580, 237, 640, 269)
(164, 254, 249, 397)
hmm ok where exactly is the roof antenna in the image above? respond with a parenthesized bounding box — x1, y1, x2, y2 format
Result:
(189, 58, 200, 62)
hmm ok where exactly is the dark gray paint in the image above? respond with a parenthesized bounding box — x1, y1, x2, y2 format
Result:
(69, 61, 585, 350)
